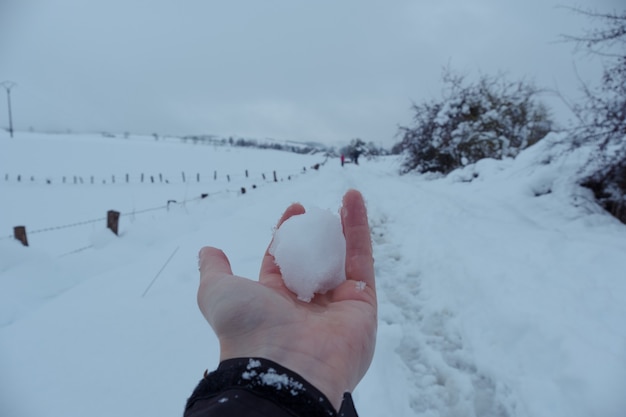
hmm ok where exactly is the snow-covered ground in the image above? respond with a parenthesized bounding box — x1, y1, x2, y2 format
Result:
(1, 132, 625, 417)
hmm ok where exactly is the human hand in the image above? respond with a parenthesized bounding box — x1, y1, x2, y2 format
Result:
(197, 189, 377, 410)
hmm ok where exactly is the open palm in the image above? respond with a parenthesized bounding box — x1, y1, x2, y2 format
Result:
(197, 189, 377, 409)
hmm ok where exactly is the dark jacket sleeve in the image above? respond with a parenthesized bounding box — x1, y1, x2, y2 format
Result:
(183, 358, 359, 417)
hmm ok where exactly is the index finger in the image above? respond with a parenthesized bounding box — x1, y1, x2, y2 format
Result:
(341, 189, 375, 290)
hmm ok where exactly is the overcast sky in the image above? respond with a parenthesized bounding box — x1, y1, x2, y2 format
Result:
(0, 0, 623, 147)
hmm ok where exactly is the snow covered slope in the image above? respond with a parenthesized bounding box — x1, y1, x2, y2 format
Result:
(1, 132, 625, 417)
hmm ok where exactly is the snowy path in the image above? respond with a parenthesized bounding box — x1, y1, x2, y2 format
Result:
(354, 155, 626, 417)
(351, 163, 518, 416)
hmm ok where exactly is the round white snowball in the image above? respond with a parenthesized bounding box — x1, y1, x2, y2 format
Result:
(269, 206, 346, 302)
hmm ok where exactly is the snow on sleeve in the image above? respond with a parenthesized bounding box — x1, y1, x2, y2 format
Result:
(269, 206, 346, 302)
(260, 368, 305, 396)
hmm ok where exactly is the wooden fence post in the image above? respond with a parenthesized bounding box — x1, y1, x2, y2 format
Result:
(107, 210, 120, 236)
(182, 172, 186, 183)
(14, 226, 28, 247)
(273, 171, 277, 182)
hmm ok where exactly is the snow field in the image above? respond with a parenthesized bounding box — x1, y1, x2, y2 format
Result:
(1, 132, 626, 417)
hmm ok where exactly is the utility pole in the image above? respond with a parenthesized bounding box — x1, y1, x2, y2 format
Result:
(1, 81, 16, 138)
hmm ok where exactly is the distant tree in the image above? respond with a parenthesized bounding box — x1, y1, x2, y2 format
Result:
(363, 141, 389, 157)
(234, 138, 258, 147)
(340, 138, 388, 162)
(339, 138, 365, 164)
(390, 141, 404, 155)
(395, 69, 553, 174)
(564, 7, 626, 223)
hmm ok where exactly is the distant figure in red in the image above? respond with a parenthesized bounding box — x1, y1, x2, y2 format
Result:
(341, 154, 345, 167)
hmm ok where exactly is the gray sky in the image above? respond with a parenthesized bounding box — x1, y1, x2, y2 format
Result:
(0, 0, 623, 147)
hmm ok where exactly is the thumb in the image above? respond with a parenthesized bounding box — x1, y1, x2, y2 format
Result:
(199, 246, 233, 279)
(197, 246, 234, 322)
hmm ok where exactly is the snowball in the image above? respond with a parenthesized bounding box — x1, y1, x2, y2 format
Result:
(269, 206, 346, 302)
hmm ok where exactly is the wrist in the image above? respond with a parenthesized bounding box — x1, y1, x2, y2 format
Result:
(263, 353, 347, 409)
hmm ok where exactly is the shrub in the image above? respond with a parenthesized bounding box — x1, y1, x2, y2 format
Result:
(564, 7, 626, 223)
(340, 138, 388, 162)
(396, 70, 553, 174)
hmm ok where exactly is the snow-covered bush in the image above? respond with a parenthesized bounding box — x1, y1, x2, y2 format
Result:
(396, 70, 553, 174)
(565, 8, 626, 223)
(340, 138, 388, 162)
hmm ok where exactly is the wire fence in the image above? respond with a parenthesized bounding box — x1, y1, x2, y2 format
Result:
(1, 160, 328, 255)
(2, 166, 311, 186)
